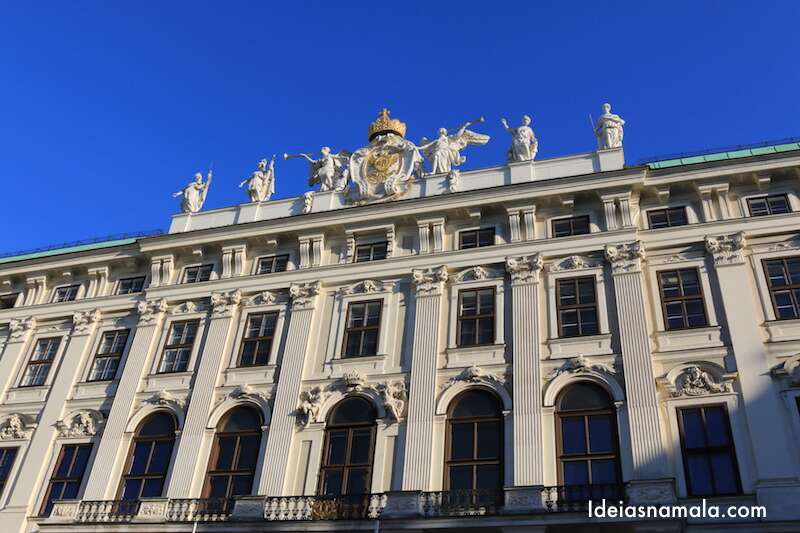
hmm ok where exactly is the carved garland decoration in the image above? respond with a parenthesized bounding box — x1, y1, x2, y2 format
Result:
(0, 414, 34, 440)
(57, 410, 104, 438)
(546, 355, 616, 381)
(670, 365, 734, 397)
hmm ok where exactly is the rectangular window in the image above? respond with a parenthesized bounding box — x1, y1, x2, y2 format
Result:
(88, 330, 129, 382)
(40, 444, 92, 516)
(0, 293, 19, 309)
(0, 447, 19, 498)
(457, 288, 495, 347)
(658, 269, 708, 330)
(647, 207, 688, 229)
(354, 242, 388, 263)
(552, 216, 590, 238)
(239, 313, 278, 367)
(459, 228, 495, 249)
(556, 278, 599, 338)
(342, 301, 382, 357)
(764, 257, 800, 320)
(53, 285, 80, 303)
(256, 255, 289, 275)
(21, 338, 61, 387)
(678, 405, 740, 497)
(159, 320, 199, 373)
(183, 265, 213, 284)
(117, 277, 145, 295)
(747, 194, 790, 217)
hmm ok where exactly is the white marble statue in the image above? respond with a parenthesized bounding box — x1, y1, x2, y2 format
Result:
(172, 170, 212, 213)
(501, 115, 538, 162)
(284, 147, 350, 192)
(302, 191, 314, 214)
(594, 103, 625, 149)
(417, 117, 490, 175)
(239, 156, 275, 202)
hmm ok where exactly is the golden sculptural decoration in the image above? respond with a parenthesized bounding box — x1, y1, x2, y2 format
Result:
(367, 108, 407, 140)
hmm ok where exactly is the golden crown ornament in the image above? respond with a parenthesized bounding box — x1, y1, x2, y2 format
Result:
(367, 108, 407, 140)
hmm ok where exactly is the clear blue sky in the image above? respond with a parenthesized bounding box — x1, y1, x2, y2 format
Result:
(1, 1, 798, 254)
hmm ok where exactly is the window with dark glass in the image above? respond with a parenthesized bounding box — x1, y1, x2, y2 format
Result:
(0, 447, 19, 497)
(457, 288, 495, 347)
(239, 313, 278, 367)
(678, 405, 740, 497)
(203, 406, 262, 500)
(53, 285, 80, 303)
(445, 390, 503, 493)
(117, 277, 145, 295)
(118, 412, 176, 501)
(556, 383, 620, 499)
(354, 242, 388, 263)
(21, 337, 61, 387)
(343, 301, 381, 357)
(256, 255, 289, 275)
(459, 228, 495, 249)
(0, 293, 19, 309)
(747, 194, 790, 217)
(658, 269, 708, 330)
(764, 257, 800, 320)
(158, 320, 199, 373)
(552, 216, 590, 238)
(556, 278, 598, 338)
(647, 207, 688, 229)
(319, 397, 376, 497)
(183, 264, 213, 283)
(40, 444, 92, 516)
(88, 330, 129, 382)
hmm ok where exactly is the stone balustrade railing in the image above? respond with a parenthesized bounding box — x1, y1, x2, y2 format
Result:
(166, 498, 233, 522)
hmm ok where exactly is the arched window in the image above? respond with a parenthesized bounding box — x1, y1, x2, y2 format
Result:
(203, 406, 262, 499)
(318, 397, 376, 496)
(118, 412, 176, 501)
(555, 383, 621, 499)
(445, 389, 503, 492)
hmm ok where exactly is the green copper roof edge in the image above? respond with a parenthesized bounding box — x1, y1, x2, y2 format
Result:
(0, 238, 138, 265)
(645, 142, 800, 170)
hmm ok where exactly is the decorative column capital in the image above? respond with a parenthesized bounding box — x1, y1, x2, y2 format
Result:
(289, 281, 321, 310)
(137, 298, 168, 325)
(8, 316, 36, 343)
(605, 240, 645, 274)
(412, 266, 448, 296)
(210, 289, 242, 317)
(505, 254, 543, 284)
(72, 309, 102, 336)
(705, 231, 746, 266)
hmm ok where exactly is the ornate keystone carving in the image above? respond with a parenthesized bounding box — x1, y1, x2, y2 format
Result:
(244, 291, 279, 307)
(705, 232, 746, 266)
(443, 364, 505, 391)
(297, 385, 327, 427)
(548, 254, 602, 273)
(211, 289, 242, 317)
(290, 281, 321, 310)
(140, 389, 185, 411)
(546, 355, 615, 380)
(605, 241, 645, 274)
(170, 300, 201, 315)
(338, 279, 395, 295)
(412, 266, 448, 296)
(8, 316, 36, 342)
(376, 381, 407, 420)
(342, 370, 368, 391)
(671, 365, 733, 397)
(0, 414, 33, 440)
(57, 410, 104, 438)
(451, 266, 501, 283)
(506, 254, 543, 283)
(137, 299, 168, 325)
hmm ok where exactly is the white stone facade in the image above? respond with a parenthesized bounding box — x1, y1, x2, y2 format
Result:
(0, 138, 799, 532)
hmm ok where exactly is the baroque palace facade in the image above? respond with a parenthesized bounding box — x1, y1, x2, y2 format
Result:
(0, 109, 800, 532)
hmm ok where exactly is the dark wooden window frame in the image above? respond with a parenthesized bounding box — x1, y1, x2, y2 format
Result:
(40, 443, 93, 516)
(21, 337, 61, 387)
(116, 414, 176, 501)
(555, 277, 599, 338)
(88, 329, 130, 382)
(318, 400, 377, 496)
(53, 285, 80, 303)
(342, 300, 382, 358)
(183, 264, 213, 284)
(256, 254, 289, 275)
(647, 206, 688, 229)
(763, 257, 800, 320)
(0, 293, 19, 309)
(676, 404, 741, 497)
(657, 268, 709, 331)
(747, 194, 791, 217)
(0, 447, 19, 498)
(158, 320, 199, 374)
(238, 312, 278, 367)
(456, 287, 496, 347)
(202, 411, 262, 499)
(443, 391, 504, 491)
(551, 215, 591, 238)
(555, 390, 621, 487)
(458, 227, 496, 250)
(117, 277, 146, 295)
(354, 241, 388, 263)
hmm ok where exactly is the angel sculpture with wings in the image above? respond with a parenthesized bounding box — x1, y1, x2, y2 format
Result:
(418, 117, 490, 175)
(284, 147, 351, 192)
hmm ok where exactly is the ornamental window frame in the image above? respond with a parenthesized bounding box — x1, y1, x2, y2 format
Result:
(115, 276, 147, 295)
(645, 206, 690, 230)
(457, 226, 497, 250)
(85, 328, 132, 383)
(342, 224, 396, 264)
(148, 313, 208, 377)
(747, 248, 800, 327)
(17, 335, 65, 389)
(0, 446, 21, 504)
(737, 188, 799, 219)
(646, 258, 719, 332)
(656, 268, 710, 331)
(38, 442, 94, 516)
(745, 193, 792, 217)
(447, 269, 505, 351)
(341, 300, 383, 358)
(253, 254, 291, 275)
(0, 292, 21, 309)
(547, 213, 593, 239)
(354, 242, 389, 263)
(226, 297, 287, 371)
(181, 263, 215, 284)
(545, 264, 610, 342)
(52, 284, 82, 303)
